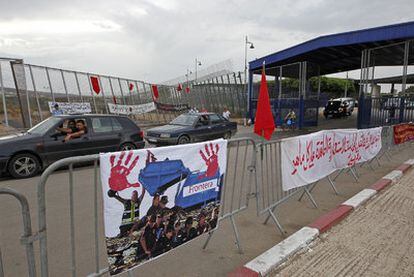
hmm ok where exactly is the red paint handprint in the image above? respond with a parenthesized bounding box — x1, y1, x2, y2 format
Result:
(199, 143, 220, 179)
(108, 151, 140, 191)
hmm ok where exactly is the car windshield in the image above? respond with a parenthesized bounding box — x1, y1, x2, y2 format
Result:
(27, 117, 62, 135)
(170, 114, 198, 126)
(327, 101, 341, 108)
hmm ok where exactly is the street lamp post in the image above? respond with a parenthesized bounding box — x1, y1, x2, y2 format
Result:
(195, 58, 202, 83)
(244, 36, 254, 123)
(185, 69, 192, 89)
(244, 36, 255, 85)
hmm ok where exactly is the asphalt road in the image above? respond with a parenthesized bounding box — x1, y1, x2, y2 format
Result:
(0, 112, 363, 277)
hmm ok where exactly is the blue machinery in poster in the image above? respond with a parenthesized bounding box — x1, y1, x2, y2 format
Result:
(139, 159, 223, 210)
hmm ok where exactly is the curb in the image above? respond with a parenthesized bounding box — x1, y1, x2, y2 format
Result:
(229, 159, 413, 277)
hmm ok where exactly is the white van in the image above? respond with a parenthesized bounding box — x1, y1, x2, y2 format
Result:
(334, 97, 355, 115)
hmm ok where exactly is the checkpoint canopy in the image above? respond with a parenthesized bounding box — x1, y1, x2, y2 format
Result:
(247, 21, 414, 129)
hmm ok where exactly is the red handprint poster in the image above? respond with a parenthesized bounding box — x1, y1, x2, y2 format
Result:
(100, 139, 227, 275)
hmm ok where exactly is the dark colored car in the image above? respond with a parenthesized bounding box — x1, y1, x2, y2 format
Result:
(0, 114, 145, 178)
(145, 113, 237, 146)
(323, 100, 348, 119)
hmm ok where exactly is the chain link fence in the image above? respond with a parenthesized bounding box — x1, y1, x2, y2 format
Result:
(0, 59, 247, 132)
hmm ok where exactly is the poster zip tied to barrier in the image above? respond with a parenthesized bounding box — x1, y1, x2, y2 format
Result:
(100, 139, 227, 275)
(281, 127, 382, 191)
(108, 102, 156, 115)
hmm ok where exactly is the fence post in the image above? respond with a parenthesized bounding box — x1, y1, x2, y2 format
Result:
(60, 69, 70, 102)
(45, 67, 55, 103)
(0, 62, 9, 126)
(399, 96, 405, 123)
(74, 72, 84, 103)
(0, 188, 37, 277)
(86, 73, 98, 113)
(28, 65, 44, 121)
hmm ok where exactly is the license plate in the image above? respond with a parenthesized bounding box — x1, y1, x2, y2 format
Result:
(148, 138, 157, 143)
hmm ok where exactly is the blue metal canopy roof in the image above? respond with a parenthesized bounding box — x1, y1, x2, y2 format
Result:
(249, 21, 414, 76)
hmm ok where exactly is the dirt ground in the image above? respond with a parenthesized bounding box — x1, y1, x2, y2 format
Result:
(274, 166, 414, 277)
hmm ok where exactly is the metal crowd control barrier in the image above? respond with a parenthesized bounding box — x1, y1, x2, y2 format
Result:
(203, 137, 257, 253)
(255, 139, 345, 236)
(37, 155, 101, 277)
(0, 188, 37, 277)
(36, 138, 257, 276)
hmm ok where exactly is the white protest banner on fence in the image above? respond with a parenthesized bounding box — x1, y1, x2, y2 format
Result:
(48, 101, 92, 115)
(281, 127, 382, 191)
(100, 139, 227, 275)
(108, 102, 156, 115)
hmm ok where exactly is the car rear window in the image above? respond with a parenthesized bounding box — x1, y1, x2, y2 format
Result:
(92, 118, 112, 133)
(210, 114, 222, 124)
(111, 118, 123, 131)
(117, 117, 140, 130)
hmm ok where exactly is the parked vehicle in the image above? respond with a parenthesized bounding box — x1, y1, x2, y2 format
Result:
(145, 113, 237, 146)
(0, 114, 145, 178)
(323, 99, 347, 118)
(335, 97, 356, 115)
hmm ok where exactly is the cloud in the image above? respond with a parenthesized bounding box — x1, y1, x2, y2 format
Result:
(0, 0, 412, 82)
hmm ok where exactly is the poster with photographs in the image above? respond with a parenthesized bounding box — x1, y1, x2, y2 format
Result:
(100, 139, 228, 275)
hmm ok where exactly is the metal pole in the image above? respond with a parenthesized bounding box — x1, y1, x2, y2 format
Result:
(45, 67, 55, 102)
(244, 36, 248, 85)
(117, 78, 126, 105)
(195, 58, 197, 82)
(28, 65, 43, 121)
(98, 77, 109, 114)
(344, 71, 348, 97)
(60, 69, 70, 102)
(74, 72, 83, 103)
(0, 62, 9, 126)
(402, 41, 409, 94)
(10, 60, 29, 128)
(22, 66, 33, 127)
(87, 73, 98, 113)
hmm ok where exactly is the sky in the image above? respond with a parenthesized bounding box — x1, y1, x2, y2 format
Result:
(0, 0, 413, 83)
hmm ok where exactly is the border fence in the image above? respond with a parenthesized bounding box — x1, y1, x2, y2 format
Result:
(0, 125, 413, 276)
(0, 59, 247, 132)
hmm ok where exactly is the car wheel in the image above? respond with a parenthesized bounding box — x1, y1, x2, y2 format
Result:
(8, 153, 41, 179)
(223, 131, 232, 139)
(178, 135, 190, 145)
(120, 143, 137, 151)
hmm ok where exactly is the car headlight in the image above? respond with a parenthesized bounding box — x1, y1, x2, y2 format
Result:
(160, 133, 171, 138)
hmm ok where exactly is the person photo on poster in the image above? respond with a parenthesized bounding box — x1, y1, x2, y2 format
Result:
(100, 139, 227, 275)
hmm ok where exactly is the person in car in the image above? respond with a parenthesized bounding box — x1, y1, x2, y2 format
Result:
(56, 120, 77, 135)
(64, 119, 87, 142)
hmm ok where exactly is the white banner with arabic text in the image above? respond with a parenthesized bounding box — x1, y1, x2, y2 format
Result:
(281, 127, 382, 191)
(48, 101, 92, 115)
(108, 102, 156, 115)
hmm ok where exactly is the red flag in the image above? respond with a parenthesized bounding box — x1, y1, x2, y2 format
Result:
(254, 65, 275, 140)
(151, 85, 159, 100)
(185, 86, 190, 93)
(90, 76, 101, 95)
(129, 82, 134, 92)
(177, 83, 182, 91)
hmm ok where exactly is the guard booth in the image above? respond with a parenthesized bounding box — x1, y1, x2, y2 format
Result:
(248, 61, 321, 129)
(248, 21, 414, 129)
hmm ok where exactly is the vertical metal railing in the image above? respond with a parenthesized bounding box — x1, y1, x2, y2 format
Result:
(0, 188, 37, 277)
